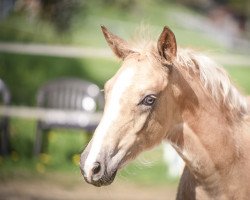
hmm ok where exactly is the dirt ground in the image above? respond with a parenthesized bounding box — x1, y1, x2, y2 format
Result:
(0, 174, 177, 200)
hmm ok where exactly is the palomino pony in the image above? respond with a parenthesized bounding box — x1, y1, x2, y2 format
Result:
(80, 26, 250, 199)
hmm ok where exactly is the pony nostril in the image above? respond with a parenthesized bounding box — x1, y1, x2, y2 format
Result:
(92, 162, 101, 175)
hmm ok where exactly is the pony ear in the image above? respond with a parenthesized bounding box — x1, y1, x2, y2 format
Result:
(101, 26, 134, 60)
(157, 26, 177, 62)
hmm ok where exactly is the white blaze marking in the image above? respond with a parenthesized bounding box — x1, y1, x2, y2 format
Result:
(84, 67, 135, 180)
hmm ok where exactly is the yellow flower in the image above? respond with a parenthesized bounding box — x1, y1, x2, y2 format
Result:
(11, 151, 19, 162)
(36, 163, 45, 173)
(72, 154, 80, 166)
(39, 153, 51, 164)
(48, 131, 57, 142)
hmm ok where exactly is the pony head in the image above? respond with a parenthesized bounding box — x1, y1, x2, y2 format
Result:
(80, 25, 181, 186)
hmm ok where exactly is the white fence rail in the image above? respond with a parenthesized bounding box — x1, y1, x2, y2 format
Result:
(0, 42, 250, 66)
(0, 106, 102, 127)
(0, 42, 113, 59)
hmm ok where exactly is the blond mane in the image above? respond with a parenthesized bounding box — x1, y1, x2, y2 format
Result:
(130, 38, 247, 116)
(176, 49, 247, 115)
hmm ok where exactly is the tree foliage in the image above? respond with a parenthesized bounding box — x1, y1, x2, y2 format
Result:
(40, 0, 84, 32)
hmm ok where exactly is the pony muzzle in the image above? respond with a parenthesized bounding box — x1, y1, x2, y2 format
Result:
(80, 148, 118, 187)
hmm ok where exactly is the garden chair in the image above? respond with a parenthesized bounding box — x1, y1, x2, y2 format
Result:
(0, 79, 11, 156)
(34, 78, 103, 156)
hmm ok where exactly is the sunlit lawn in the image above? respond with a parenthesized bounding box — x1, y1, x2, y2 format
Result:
(226, 67, 250, 94)
(0, 118, 173, 186)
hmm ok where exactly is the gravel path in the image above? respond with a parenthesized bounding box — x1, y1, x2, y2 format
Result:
(0, 175, 177, 200)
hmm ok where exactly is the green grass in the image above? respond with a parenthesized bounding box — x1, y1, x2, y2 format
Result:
(119, 147, 177, 185)
(0, 12, 70, 44)
(0, 118, 89, 183)
(0, 117, 174, 185)
(225, 67, 250, 94)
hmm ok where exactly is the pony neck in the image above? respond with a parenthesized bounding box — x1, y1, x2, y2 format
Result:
(167, 66, 245, 190)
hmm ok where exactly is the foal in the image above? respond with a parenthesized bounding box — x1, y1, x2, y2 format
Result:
(80, 26, 250, 199)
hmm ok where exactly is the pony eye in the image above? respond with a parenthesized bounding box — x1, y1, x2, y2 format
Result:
(141, 95, 156, 106)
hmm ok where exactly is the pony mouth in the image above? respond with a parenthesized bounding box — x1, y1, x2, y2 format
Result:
(80, 145, 130, 187)
(81, 168, 117, 187)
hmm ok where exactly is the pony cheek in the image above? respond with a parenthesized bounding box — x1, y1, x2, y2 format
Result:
(110, 116, 150, 168)
(144, 119, 167, 147)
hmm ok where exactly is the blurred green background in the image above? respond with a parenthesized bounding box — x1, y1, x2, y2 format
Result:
(0, 0, 250, 199)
